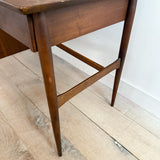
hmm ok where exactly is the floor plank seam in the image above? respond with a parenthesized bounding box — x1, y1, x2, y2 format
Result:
(55, 57, 160, 139)
(16, 84, 50, 122)
(9, 52, 160, 159)
(13, 55, 42, 80)
(17, 82, 139, 159)
(53, 55, 160, 122)
(16, 80, 88, 159)
(15, 52, 160, 142)
(120, 113, 160, 140)
(69, 101, 140, 160)
(0, 110, 36, 160)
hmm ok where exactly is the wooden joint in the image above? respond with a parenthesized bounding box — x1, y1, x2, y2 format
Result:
(57, 44, 105, 71)
(58, 58, 121, 107)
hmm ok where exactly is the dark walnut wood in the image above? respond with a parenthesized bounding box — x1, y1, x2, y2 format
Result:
(58, 59, 121, 107)
(57, 44, 104, 71)
(0, 5, 36, 51)
(46, 0, 128, 45)
(0, 0, 137, 157)
(33, 12, 62, 156)
(0, 29, 28, 58)
(0, 0, 123, 14)
(111, 0, 137, 106)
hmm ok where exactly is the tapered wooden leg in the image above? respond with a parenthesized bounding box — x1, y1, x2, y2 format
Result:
(33, 13, 62, 156)
(111, 0, 137, 106)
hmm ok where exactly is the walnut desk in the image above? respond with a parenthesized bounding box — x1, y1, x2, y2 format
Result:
(0, 0, 137, 156)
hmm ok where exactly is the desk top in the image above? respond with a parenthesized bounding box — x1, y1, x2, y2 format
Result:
(0, 0, 102, 14)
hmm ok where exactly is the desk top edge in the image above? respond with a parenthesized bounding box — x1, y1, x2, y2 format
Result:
(0, 0, 110, 14)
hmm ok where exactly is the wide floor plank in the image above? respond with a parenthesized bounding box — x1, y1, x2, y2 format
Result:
(0, 111, 35, 160)
(14, 50, 160, 160)
(0, 70, 86, 160)
(0, 52, 137, 159)
(15, 50, 160, 139)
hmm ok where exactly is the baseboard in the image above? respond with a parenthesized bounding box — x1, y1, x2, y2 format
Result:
(101, 73, 160, 119)
(52, 47, 160, 119)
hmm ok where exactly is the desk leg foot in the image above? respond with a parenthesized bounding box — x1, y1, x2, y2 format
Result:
(111, 69, 121, 107)
(33, 12, 62, 156)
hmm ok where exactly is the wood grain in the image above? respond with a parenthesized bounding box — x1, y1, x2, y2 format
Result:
(33, 12, 62, 156)
(46, 0, 128, 46)
(0, 29, 28, 58)
(15, 51, 160, 140)
(0, 0, 127, 14)
(0, 5, 35, 50)
(0, 58, 86, 160)
(0, 111, 35, 160)
(14, 51, 160, 160)
(57, 44, 104, 71)
(58, 59, 120, 106)
(0, 53, 137, 160)
(111, 0, 137, 106)
(0, 0, 139, 158)
(50, 53, 160, 140)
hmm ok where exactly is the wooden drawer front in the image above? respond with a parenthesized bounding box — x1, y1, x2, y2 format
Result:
(46, 0, 129, 46)
(0, 5, 34, 49)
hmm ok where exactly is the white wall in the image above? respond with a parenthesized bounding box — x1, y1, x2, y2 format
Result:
(52, 0, 160, 118)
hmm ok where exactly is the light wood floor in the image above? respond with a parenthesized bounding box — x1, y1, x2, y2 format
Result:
(0, 50, 160, 160)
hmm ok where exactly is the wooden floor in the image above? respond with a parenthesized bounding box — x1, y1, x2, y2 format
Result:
(0, 50, 160, 160)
